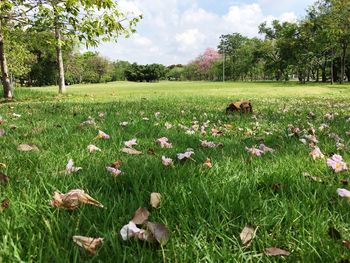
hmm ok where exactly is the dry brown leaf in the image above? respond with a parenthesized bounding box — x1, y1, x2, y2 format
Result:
(50, 189, 104, 210)
(1, 198, 9, 211)
(343, 240, 350, 249)
(17, 144, 39, 152)
(203, 158, 213, 169)
(147, 222, 170, 246)
(132, 207, 150, 225)
(264, 247, 290, 256)
(111, 160, 122, 169)
(224, 124, 234, 129)
(150, 193, 161, 208)
(240, 225, 255, 247)
(72, 236, 103, 255)
(121, 147, 142, 155)
(0, 128, 5, 136)
(0, 172, 9, 184)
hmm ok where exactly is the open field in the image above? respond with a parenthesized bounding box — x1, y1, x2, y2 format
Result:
(1, 81, 350, 262)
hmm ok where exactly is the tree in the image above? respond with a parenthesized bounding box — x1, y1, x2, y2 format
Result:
(34, 0, 141, 93)
(0, 0, 38, 99)
(192, 48, 221, 80)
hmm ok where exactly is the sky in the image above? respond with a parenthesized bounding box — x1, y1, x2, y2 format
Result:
(90, 0, 316, 66)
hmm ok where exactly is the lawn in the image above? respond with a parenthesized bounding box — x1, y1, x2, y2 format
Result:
(1, 81, 350, 262)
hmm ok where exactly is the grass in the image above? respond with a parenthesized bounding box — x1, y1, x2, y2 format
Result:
(1, 81, 350, 262)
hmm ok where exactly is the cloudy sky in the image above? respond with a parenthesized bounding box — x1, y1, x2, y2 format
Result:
(91, 0, 315, 65)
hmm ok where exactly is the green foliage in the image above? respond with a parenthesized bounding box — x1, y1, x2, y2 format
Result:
(124, 63, 167, 82)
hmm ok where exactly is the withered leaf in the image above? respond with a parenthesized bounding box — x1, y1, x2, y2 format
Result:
(0, 172, 9, 184)
(1, 198, 9, 211)
(121, 147, 142, 155)
(203, 158, 213, 169)
(341, 179, 349, 185)
(147, 222, 170, 246)
(239, 225, 255, 247)
(17, 144, 39, 152)
(111, 160, 122, 169)
(0, 128, 5, 136)
(50, 189, 104, 210)
(132, 207, 150, 225)
(343, 240, 350, 249)
(150, 193, 161, 208)
(72, 236, 103, 255)
(264, 247, 290, 256)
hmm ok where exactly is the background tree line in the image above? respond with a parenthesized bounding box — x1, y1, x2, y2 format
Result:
(1, 0, 349, 97)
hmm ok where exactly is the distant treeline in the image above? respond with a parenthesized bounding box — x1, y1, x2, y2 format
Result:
(5, 0, 350, 85)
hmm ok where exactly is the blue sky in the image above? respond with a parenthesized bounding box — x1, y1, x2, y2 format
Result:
(92, 0, 315, 65)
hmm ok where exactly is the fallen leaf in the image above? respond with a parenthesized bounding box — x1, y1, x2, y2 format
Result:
(0, 172, 9, 184)
(150, 193, 161, 208)
(1, 198, 9, 211)
(0, 128, 5, 136)
(111, 160, 122, 169)
(203, 158, 213, 168)
(264, 247, 290, 256)
(240, 225, 255, 247)
(147, 222, 170, 246)
(132, 207, 150, 224)
(72, 236, 103, 255)
(343, 240, 350, 249)
(122, 147, 142, 155)
(17, 144, 39, 152)
(0, 163, 6, 168)
(50, 189, 103, 210)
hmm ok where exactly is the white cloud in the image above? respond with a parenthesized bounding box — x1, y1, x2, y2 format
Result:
(91, 1, 309, 65)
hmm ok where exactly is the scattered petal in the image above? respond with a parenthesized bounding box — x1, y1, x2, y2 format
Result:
(106, 166, 122, 177)
(337, 188, 350, 201)
(156, 137, 172, 148)
(161, 156, 173, 166)
(327, 155, 347, 173)
(120, 121, 128, 127)
(87, 144, 101, 153)
(309, 147, 324, 160)
(150, 193, 161, 208)
(177, 150, 194, 160)
(72, 236, 103, 255)
(65, 159, 82, 175)
(124, 139, 137, 148)
(79, 117, 96, 127)
(95, 130, 110, 139)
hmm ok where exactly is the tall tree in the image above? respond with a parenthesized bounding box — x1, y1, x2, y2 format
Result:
(34, 0, 142, 93)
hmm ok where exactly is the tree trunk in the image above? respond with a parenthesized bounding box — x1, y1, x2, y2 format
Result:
(0, 20, 13, 99)
(322, 56, 327, 82)
(331, 58, 334, 85)
(340, 44, 347, 84)
(55, 20, 66, 94)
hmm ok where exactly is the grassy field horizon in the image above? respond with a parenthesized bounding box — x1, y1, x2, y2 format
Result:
(1, 81, 350, 262)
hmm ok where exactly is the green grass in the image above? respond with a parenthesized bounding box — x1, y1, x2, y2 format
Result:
(1, 81, 350, 262)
